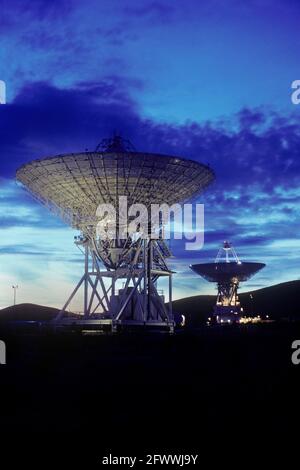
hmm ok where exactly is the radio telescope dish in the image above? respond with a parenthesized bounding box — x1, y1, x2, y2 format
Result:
(16, 136, 215, 332)
(191, 262, 265, 283)
(16, 146, 214, 234)
(190, 241, 265, 324)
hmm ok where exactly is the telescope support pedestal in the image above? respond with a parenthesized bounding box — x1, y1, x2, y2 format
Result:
(54, 237, 174, 333)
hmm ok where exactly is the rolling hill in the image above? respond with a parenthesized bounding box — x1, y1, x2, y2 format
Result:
(0, 280, 299, 327)
(0, 303, 64, 322)
(172, 280, 300, 327)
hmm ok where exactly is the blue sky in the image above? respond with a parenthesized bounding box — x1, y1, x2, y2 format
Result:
(0, 0, 299, 308)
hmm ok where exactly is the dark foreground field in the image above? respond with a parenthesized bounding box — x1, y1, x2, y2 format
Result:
(0, 323, 300, 465)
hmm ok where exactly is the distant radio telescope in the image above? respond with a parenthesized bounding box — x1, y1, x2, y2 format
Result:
(190, 241, 265, 324)
(16, 135, 215, 332)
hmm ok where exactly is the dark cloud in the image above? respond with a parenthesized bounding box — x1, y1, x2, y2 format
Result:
(95, 23, 140, 46)
(123, 2, 174, 21)
(0, 79, 140, 176)
(2, 79, 300, 191)
(0, 80, 299, 285)
(0, 0, 75, 27)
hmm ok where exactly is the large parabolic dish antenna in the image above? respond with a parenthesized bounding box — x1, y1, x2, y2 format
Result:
(16, 136, 215, 332)
(191, 262, 265, 283)
(16, 148, 214, 233)
(190, 241, 265, 324)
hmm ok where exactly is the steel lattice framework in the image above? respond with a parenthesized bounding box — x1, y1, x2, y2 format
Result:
(17, 145, 215, 332)
(190, 242, 265, 324)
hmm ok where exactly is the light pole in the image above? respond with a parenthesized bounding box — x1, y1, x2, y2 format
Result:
(250, 293, 254, 316)
(12, 285, 18, 306)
